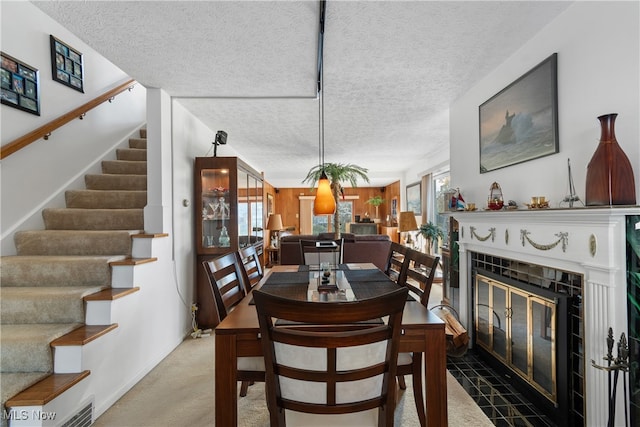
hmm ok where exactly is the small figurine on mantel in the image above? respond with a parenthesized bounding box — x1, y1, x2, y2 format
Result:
(450, 188, 466, 211)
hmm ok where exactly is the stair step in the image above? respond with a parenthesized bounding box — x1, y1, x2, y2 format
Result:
(14, 230, 135, 256)
(43, 208, 144, 230)
(109, 257, 157, 267)
(1, 324, 84, 372)
(50, 324, 118, 347)
(129, 137, 146, 149)
(116, 148, 146, 161)
(0, 255, 124, 287)
(1, 372, 50, 415)
(138, 128, 147, 139)
(102, 159, 147, 175)
(84, 287, 140, 301)
(65, 189, 147, 209)
(5, 371, 90, 407)
(0, 286, 108, 324)
(84, 174, 146, 191)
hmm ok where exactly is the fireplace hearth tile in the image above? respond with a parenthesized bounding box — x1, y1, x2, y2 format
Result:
(448, 350, 557, 427)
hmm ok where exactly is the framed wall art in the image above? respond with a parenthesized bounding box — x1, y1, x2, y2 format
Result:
(267, 193, 274, 215)
(50, 35, 84, 93)
(479, 53, 558, 173)
(406, 182, 421, 215)
(1, 52, 40, 115)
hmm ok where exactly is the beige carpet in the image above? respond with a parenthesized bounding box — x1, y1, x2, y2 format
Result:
(94, 335, 493, 426)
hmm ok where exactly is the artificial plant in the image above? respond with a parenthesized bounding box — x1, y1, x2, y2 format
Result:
(303, 163, 370, 238)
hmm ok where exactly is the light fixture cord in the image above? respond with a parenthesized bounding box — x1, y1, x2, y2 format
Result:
(318, 0, 326, 170)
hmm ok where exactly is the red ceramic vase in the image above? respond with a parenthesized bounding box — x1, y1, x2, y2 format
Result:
(585, 113, 636, 206)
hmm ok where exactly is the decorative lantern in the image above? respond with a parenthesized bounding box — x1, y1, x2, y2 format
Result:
(487, 182, 504, 210)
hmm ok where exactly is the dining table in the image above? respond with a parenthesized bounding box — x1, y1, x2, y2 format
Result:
(214, 263, 448, 426)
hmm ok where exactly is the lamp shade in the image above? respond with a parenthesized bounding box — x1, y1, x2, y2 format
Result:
(266, 214, 283, 231)
(313, 171, 336, 215)
(398, 211, 418, 232)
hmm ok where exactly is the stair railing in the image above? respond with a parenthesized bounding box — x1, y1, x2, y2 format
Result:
(1, 79, 137, 160)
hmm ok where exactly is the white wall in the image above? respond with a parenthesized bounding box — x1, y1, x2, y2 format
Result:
(1, 1, 146, 254)
(450, 1, 639, 207)
(170, 100, 259, 313)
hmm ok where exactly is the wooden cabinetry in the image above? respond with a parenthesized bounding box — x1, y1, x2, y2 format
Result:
(379, 225, 399, 243)
(194, 157, 263, 328)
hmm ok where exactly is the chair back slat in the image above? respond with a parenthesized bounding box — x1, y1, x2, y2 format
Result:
(253, 287, 408, 426)
(384, 242, 409, 284)
(403, 249, 440, 307)
(238, 244, 264, 293)
(202, 252, 247, 322)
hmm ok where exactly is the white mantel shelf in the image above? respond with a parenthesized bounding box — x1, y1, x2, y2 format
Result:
(451, 206, 639, 426)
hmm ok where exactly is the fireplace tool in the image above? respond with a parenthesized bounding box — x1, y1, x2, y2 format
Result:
(591, 328, 629, 427)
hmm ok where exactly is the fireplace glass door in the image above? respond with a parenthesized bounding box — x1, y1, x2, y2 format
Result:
(475, 274, 557, 403)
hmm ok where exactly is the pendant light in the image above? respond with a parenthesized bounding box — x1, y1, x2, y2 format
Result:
(313, 0, 336, 215)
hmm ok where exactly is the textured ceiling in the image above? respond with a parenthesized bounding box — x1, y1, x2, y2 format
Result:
(32, 1, 572, 187)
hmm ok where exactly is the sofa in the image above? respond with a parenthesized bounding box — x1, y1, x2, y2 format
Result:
(278, 233, 391, 271)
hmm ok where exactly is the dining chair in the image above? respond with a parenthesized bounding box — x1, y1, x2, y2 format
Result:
(394, 248, 440, 427)
(238, 244, 264, 293)
(253, 286, 409, 426)
(299, 238, 344, 266)
(384, 242, 409, 284)
(202, 253, 265, 397)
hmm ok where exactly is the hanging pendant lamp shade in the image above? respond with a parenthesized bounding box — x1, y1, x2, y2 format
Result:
(314, 170, 336, 215)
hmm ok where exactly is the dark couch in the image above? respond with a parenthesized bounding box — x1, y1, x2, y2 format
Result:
(279, 233, 391, 271)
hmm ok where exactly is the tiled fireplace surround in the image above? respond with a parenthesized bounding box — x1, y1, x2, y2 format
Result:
(452, 207, 638, 426)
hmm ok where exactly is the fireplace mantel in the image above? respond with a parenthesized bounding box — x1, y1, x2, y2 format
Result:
(452, 206, 639, 426)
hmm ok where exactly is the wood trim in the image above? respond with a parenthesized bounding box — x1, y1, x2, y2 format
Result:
(51, 324, 119, 347)
(84, 287, 140, 301)
(5, 371, 91, 407)
(0, 79, 137, 160)
(109, 257, 157, 266)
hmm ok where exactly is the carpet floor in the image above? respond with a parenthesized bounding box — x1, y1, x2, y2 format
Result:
(94, 334, 494, 426)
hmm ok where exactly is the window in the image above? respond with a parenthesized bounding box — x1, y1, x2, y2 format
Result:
(312, 201, 353, 234)
(432, 171, 451, 238)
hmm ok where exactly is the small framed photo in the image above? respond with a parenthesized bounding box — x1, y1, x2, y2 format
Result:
(1, 88, 19, 104)
(1, 68, 11, 88)
(50, 35, 84, 92)
(1, 52, 39, 115)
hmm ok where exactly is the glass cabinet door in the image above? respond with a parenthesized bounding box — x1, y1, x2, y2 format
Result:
(200, 167, 231, 249)
(237, 169, 249, 248)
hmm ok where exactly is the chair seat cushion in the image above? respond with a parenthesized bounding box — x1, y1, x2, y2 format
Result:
(285, 408, 378, 426)
(397, 352, 413, 366)
(238, 356, 265, 371)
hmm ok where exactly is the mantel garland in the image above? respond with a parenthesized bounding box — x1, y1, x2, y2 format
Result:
(470, 226, 495, 242)
(520, 229, 568, 252)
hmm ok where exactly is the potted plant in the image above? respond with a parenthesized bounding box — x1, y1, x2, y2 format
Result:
(303, 163, 370, 238)
(418, 221, 444, 255)
(365, 195, 385, 222)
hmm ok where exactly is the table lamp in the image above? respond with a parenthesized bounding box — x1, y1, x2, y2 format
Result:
(398, 211, 418, 246)
(266, 214, 284, 248)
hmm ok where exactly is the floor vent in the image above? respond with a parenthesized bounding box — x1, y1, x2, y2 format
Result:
(61, 402, 92, 427)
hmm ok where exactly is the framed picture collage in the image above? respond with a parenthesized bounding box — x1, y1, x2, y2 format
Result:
(1, 53, 40, 115)
(1, 35, 85, 117)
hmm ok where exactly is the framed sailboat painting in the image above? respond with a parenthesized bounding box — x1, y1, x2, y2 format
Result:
(479, 53, 559, 173)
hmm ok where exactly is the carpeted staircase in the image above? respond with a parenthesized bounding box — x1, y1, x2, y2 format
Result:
(0, 129, 148, 425)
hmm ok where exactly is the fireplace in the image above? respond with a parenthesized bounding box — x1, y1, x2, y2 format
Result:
(452, 207, 637, 426)
(472, 255, 580, 424)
